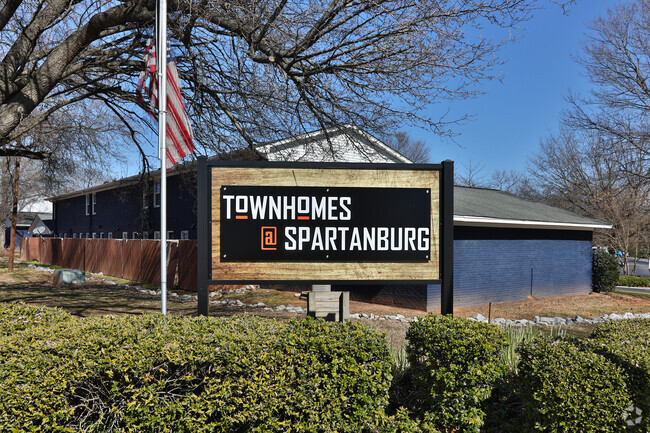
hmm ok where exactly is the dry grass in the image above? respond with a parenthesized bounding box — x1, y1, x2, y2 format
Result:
(3, 254, 650, 348)
(454, 292, 650, 321)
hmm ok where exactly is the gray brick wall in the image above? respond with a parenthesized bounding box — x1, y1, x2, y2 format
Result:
(451, 226, 593, 308)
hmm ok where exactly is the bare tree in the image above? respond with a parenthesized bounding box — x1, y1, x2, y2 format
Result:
(456, 159, 487, 187)
(486, 168, 540, 200)
(529, 126, 650, 274)
(0, 0, 575, 163)
(490, 169, 523, 192)
(565, 0, 650, 180)
(382, 131, 430, 163)
(0, 100, 130, 251)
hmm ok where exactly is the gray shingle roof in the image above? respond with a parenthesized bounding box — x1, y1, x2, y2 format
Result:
(5, 212, 50, 227)
(454, 186, 610, 229)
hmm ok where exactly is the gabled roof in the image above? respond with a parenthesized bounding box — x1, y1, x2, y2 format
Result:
(454, 186, 611, 230)
(48, 126, 407, 201)
(256, 124, 413, 164)
(4, 212, 51, 228)
(28, 214, 54, 234)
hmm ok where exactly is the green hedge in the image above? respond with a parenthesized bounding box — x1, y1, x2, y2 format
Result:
(0, 301, 72, 335)
(4, 303, 648, 432)
(588, 320, 650, 432)
(518, 338, 632, 432)
(0, 303, 394, 432)
(619, 275, 650, 288)
(403, 314, 508, 432)
(593, 250, 620, 292)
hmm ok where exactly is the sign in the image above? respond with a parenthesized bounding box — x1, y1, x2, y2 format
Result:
(220, 185, 431, 262)
(197, 159, 455, 316)
(198, 162, 448, 286)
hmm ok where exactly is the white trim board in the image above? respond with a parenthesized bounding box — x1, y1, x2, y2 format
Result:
(454, 215, 613, 231)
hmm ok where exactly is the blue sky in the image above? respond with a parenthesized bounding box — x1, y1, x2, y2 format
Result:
(413, 0, 621, 179)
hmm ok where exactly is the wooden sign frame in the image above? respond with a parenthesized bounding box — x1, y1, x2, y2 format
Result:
(197, 158, 454, 316)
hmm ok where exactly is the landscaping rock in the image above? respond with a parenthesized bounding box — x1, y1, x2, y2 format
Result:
(472, 313, 488, 323)
(552, 317, 567, 325)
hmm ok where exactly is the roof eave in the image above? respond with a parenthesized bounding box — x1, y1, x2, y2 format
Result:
(454, 215, 613, 231)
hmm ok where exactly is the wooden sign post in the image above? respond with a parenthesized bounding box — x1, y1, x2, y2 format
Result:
(197, 158, 454, 316)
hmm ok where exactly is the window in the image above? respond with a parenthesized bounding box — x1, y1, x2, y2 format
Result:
(72, 233, 76, 239)
(99, 232, 104, 239)
(132, 232, 138, 239)
(153, 231, 160, 240)
(86, 233, 90, 239)
(143, 231, 150, 240)
(180, 230, 189, 240)
(107, 232, 113, 239)
(153, 181, 161, 208)
(64, 233, 69, 239)
(92, 233, 97, 239)
(167, 231, 174, 240)
(122, 232, 128, 239)
(85, 193, 96, 215)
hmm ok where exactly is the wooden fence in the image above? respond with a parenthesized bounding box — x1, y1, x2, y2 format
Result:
(20, 238, 197, 291)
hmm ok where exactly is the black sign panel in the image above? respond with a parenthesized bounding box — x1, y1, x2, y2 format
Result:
(220, 185, 431, 262)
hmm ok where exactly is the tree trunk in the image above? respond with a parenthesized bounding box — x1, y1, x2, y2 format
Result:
(8, 157, 19, 271)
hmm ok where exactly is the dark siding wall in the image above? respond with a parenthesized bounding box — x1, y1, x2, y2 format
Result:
(55, 186, 144, 237)
(53, 173, 198, 239)
(55, 194, 90, 235)
(453, 226, 593, 307)
(96, 186, 143, 235)
(148, 174, 198, 238)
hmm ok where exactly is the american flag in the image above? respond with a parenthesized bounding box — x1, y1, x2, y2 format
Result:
(136, 39, 195, 166)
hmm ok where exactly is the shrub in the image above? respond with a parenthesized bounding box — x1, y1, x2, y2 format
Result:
(592, 249, 620, 292)
(403, 314, 509, 432)
(0, 305, 394, 432)
(619, 275, 650, 288)
(0, 301, 71, 335)
(589, 320, 650, 431)
(518, 338, 631, 432)
(371, 408, 439, 433)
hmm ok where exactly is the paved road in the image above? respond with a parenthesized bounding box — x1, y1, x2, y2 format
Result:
(621, 258, 650, 277)
(617, 286, 650, 295)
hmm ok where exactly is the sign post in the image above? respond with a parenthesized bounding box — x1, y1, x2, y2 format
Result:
(197, 158, 453, 316)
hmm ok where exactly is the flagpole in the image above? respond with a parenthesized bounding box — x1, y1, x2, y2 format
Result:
(157, 0, 168, 315)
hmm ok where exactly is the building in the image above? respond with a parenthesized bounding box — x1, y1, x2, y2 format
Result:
(49, 125, 610, 309)
(4, 212, 53, 249)
(341, 186, 610, 310)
